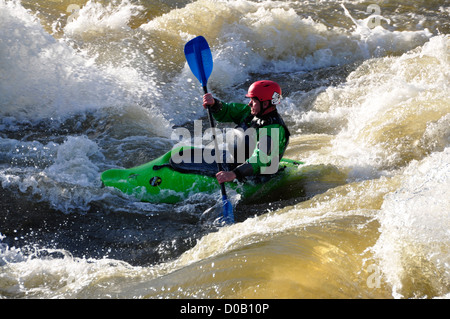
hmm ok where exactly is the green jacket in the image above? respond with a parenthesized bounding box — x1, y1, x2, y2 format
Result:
(211, 100, 290, 179)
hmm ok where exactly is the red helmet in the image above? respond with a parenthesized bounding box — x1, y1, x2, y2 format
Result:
(245, 80, 282, 105)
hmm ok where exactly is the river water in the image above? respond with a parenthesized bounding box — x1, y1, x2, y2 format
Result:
(0, 0, 449, 299)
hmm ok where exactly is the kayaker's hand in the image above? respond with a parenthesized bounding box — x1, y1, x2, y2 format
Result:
(202, 93, 215, 109)
(216, 171, 236, 184)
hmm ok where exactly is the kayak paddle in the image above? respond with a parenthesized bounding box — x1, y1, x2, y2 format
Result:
(184, 36, 234, 224)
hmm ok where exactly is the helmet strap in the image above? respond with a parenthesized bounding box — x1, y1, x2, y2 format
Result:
(261, 105, 276, 116)
(258, 100, 276, 117)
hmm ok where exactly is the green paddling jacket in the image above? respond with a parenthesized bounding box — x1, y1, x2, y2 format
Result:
(210, 100, 290, 180)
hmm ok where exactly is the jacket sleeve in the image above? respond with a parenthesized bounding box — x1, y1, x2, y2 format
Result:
(211, 101, 251, 125)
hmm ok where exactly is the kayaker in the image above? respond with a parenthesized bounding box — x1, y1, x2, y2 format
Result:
(202, 80, 290, 184)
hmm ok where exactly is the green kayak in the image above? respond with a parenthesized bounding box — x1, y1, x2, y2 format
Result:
(101, 146, 304, 203)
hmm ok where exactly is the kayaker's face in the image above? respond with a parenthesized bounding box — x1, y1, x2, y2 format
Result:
(249, 98, 262, 115)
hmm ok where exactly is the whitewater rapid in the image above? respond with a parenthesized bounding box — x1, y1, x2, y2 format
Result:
(0, 0, 449, 299)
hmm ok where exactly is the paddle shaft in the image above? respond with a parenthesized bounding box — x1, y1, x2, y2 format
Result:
(202, 86, 228, 197)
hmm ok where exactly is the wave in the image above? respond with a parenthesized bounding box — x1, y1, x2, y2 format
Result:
(298, 35, 449, 175)
(0, 0, 448, 299)
(0, 0, 171, 136)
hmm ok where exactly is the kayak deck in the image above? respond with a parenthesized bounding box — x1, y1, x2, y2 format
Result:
(101, 146, 304, 203)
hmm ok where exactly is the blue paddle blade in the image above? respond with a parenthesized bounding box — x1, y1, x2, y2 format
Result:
(221, 195, 234, 224)
(184, 36, 213, 87)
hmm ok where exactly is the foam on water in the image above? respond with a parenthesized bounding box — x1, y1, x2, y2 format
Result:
(0, 236, 144, 298)
(0, 0, 448, 299)
(0, 135, 108, 212)
(142, 0, 433, 106)
(63, 0, 143, 37)
(0, 0, 171, 136)
(0, 0, 437, 128)
(0, 0, 112, 118)
(373, 147, 450, 298)
(301, 35, 449, 178)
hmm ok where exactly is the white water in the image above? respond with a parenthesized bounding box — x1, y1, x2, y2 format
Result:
(0, 0, 449, 299)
